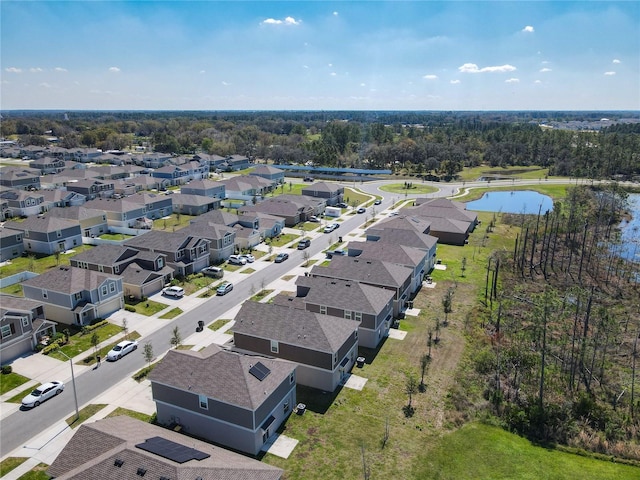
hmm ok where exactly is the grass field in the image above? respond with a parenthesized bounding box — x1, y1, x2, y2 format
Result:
(0, 457, 28, 477)
(413, 422, 640, 479)
(0, 283, 23, 296)
(48, 323, 124, 362)
(379, 183, 439, 195)
(159, 307, 182, 319)
(457, 165, 551, 182)
(15, 462, 49, 479)
(0, 372, 30, 395)
(125, 297, 168, 316)
(66, 404, 107, 428)
(0, 245, 93, 279)
(152, 213, 195, 231)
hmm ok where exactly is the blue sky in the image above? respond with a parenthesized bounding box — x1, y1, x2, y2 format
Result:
(1, 1, 638, 110)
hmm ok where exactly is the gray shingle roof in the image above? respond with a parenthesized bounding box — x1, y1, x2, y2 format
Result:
(4, 215, 79, 234)
(0, 294, 43, 316)
(47, 206, 107, 222)
(366, 228, 438, 250)
(309, 256, 412, 288)
(47, 416, 283, 480)
(22, 266, 115, 293)
(149, 344, 295, 410)
(234, 301, 360, 353)
(70, 244, 138, 265)
(124, 230, 209, 252)
(294, 275, 395, 314)
(347, 241, 426, 268)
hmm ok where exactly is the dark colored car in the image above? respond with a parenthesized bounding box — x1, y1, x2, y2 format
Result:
(297, 238, 311, 250)
(357, 207, 366, 214)
(374, 199, 382, 205)
(274, 252, 289, 263)
(216, 282, 234, 295)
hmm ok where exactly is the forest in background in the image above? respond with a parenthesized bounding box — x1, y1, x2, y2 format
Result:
(2, 111, 639, 181)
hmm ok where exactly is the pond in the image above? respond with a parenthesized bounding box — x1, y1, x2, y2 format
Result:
(618, 193, 640, 262)
(466, 190, 554, 214)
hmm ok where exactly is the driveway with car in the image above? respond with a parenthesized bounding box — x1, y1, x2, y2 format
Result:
(21, 381, 64, 408)
(106, 340, 138, 361)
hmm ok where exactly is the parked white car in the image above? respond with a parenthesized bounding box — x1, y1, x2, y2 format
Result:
(162, 286, 184, 298)
(21, 381, 64, 408)
(228, 255, 247, 265)
(106, 340, 138, 361)
(240, 254, 255, 263)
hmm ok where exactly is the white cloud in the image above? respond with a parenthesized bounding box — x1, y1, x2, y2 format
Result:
(5, 67, 22, 73)
(333, 11, 338, 16)
(360, 83, 366, 87)
(423, 74, 438, 80)
(261, 16, 301, 26)
(505, 78, 520, 83)
(303, 65, 309, 69)
(450, 79, 461, 84)
(330, 72, 337, 76)
(534, 80, 542, 84)
(30, 67, 43, 73)
(39, 82, 52, 88)
(54, 67, 68, 72)
(458, 63, 516, 73)
(108, 66, 121, 73)
(222, 81, 231, 86)
(604, 71, 616, 76)
(539, 67, 552, 73)
(612, 59, 621, 64)
(522, 25, 535, 33)
(199, 70, 205, 74)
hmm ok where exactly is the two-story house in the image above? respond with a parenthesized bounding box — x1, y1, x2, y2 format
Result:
(169, 193, 220, 216)
(301, 181, 344, 206)
(239, 195, 325, 227)
(0, 188, 45, 217)
(309, 256, 413, 317)
(127, 192, 173, 220)
(70, 244, 173, 299)
(83, 197, 148, 228)
(0, 295, 55, 362)
(65, 179, 115, 200)
(250, 165, 285, 184)
(4, 216, 82, 255)
(180, 222, 235, 263)
(347, 240, 433, 293)
(22, 266, 124, 325)
(124, 230, 210, 276)
(234, 301, 360, 392)
(40, 189, 86, 209)
(29, 157, 66, 175)
(405, 198, 478, 246)
(0, 228, 25, 262)
(0, 168, 41, 190)
(192, 153, 227, 172)
(150, 344, 296, 456)
(180, 178, 226, 199)
(47, 206, 108, 238)
(275, 275, 395, 349)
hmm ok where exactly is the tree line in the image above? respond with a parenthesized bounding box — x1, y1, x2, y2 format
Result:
(2, 111, 639, 181)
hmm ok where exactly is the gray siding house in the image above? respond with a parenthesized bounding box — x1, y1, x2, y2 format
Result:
(0, 228, 24, 262)
(309, 256, 413, 317)
(150, 345, 296, 456)
(301, 181, 344, 206)
(46, 206, 108, 238)
(180, 179, 226, 199)
(0, 188, 45, 217)
(4, 216, 82, 255)
(22, 266, 124, 326)
(84, 197, 149, 228)
(277, 275, 395, 349)
(234, 301, 360, 392)
(0, 296, 55, 362)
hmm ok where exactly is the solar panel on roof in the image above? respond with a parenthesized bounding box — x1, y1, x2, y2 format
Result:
(249, 361, 271, 381)
(135, 436, 210, 464)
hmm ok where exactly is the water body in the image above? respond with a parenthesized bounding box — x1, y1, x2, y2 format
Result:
(466, 190, 554, 214)
(618, 193, 640, 262)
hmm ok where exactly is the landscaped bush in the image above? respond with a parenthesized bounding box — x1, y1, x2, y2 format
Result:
(80, 319, 108, 335)
(1, 365, 12, 374)
(124, 305, 136, 312)
(41, 339, 65, 355)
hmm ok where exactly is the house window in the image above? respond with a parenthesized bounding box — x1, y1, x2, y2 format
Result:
(74, 292, 82, 301)
(56, 230, 62, 238)
(1, 324, 13, 339)
(319, 305, 327, 315)
(24, 230, 29, 238)
(270, 340, 279, 354)
(114, 266, 119, 274)
(333, 353, 337, 366)
(157, 258, 164, 268)
(198, 394, 208, 410)
(354, 312, 362, 321)
(98, 265, 104, 272)
(42, 290, 48, 299)
(284, 401, 290, 414)
(109, 283, 116, 293)
(102, 286, 108, 295)
(289, 372, 295, 384)
(344, 311, 352, 320)
(16, 235, 21, 241)
(22, 317, 30, 327)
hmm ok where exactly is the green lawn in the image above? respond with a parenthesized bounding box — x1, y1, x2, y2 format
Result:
(159, 307, 182, 319)
(458, 165, 551, 182)
(78, 331, 141, 366)
(0, 245, 94, 279)
(379, 183, 439, 195)
(66, 404, 107, 428)
(413, 422, 640, 479)
(106, 407, 153, 423)
(0, 283, 23, 296)
(48, 323, 124, 362)
(267, 233, 299, 247)
(7, 384, 41, 404)
(0, 457, 28, 477)
(16, 463, 50, 480)
(454, 183, 571, 202)
(208, 319, 231, 331)
(0, 372, 30, 395)
(343, 187, 370, 206)
(250, 289, 274, 302)
(98, 233, 134, 241)
(152, 213, 195, 231)
(124, 298, 168, 316)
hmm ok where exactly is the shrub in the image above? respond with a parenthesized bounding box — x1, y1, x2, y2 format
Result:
(80, 320, 109, 335)
(1, 365, 12, 374)
(124, 305, 136, 312)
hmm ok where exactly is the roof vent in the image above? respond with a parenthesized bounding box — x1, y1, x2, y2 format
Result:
(114, 459, 124, 468)
(136, 467, 147, 476)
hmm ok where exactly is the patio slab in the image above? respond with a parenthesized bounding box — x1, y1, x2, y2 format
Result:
(262, 434, 298, 459)
(434, 264, 447, 270)
(343, 374, 368, 391)
(404, 308, 421, 316)
(388, 328, 407, 340)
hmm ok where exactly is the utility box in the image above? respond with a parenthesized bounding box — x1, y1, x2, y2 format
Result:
(325, 206, 341, 217)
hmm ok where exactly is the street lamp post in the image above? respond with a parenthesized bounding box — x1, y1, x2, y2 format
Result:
(57, 350, 79, 422)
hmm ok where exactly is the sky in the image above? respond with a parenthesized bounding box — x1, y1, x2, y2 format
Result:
(1, 1, 638, 111)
